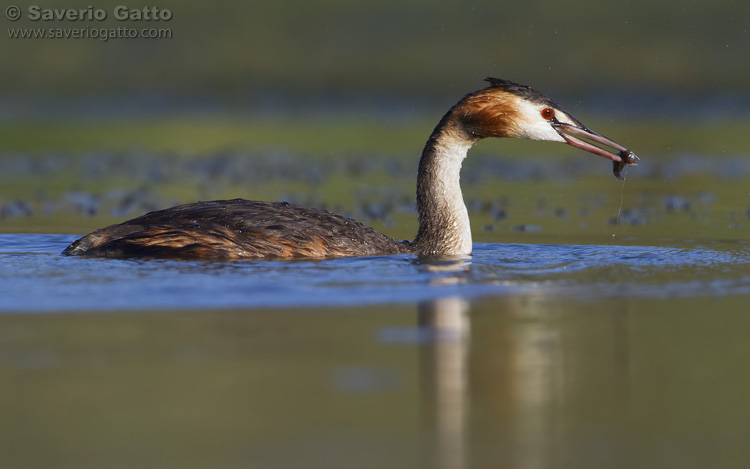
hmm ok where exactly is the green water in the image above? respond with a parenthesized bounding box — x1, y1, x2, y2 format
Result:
(2, 295, 749, 468)
(2, 116, 750, 468)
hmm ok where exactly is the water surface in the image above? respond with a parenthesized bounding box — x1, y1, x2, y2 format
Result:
(2, 234, 750, 311)
(2, 234, 750, 469)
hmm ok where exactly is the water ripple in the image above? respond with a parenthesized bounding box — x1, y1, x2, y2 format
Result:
(1, 235, 749, 312)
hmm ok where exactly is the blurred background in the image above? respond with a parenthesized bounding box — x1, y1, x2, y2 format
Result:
(1, 0, 749, 241)
(3, 0, 748, 111)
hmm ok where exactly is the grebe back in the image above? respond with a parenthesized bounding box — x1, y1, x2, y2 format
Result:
(63, 78, 637, 260)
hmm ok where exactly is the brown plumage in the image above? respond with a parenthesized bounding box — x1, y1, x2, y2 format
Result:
(62, 199, 411, 259)
(63, 78, 637, 260)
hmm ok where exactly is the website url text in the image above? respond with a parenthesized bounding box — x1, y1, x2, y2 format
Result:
(8, 26, 172, 41)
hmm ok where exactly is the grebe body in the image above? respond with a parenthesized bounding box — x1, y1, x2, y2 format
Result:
(63, 199, 411, 259)
(63, 78, 637, 260)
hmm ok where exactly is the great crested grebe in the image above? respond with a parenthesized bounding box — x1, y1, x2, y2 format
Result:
(63, 78, 637, 260)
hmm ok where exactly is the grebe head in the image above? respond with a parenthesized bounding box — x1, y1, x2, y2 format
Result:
(457, 77, 634, 164)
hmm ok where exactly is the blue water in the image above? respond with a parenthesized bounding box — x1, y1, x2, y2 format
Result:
(2, 234, 750, 313)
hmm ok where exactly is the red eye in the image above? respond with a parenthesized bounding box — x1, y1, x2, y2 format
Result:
(541, 108, 555, 120)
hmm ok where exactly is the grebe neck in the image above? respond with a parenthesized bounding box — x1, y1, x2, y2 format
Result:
(412, 115, 479, 256)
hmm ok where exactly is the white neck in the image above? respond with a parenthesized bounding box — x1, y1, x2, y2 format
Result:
(413, 123, 477, 256)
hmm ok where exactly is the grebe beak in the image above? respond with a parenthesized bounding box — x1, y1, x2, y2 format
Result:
(552, 120, 636, 164)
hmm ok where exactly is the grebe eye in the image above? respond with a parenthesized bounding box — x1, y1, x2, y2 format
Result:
(541, 108, 555, 120)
